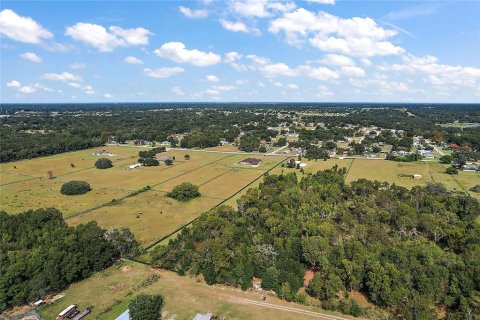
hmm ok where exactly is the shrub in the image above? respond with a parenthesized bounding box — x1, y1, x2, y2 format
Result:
(129, 294, 163, 320)
(446, 167, 458, 175)
(259, 146, 267, 153)
(95, 158, 113, 169)
(470, 185, 480, 193)
(439, 155, 452, 164)
(142, 158, 159, 166)
(167, 182, 200, 202)
(60, 181, 91, 195)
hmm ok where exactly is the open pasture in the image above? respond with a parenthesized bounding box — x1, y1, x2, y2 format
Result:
(66, 152, 283, 246)
(1, 146, 285, 246)
(0, 171, 39, 185)
(0, 178, 127, 215)
(200, 167, 268, 199)
(68, 191, 221, 246)
(0, 145, 141, 179)
(345, 159, 434, 188)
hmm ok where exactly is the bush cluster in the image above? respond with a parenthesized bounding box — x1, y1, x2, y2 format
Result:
(60, 180, 91, 195)
(95, 157, 113, 169)
(167, 182, 200, 202)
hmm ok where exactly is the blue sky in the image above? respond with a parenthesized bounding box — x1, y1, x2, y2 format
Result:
(1, 0, 479, 103)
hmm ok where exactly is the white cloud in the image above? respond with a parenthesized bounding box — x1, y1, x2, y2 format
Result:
(143, 67, 185, 78)
(206, 75, 219, 82)
(246, 54, 270, 65)
(18, 85, 36, 94)
(33, 83, 53, 92)
(317, 85, 334, 97)
(82, 85, 95, 95)
(6, 80, 21, 88)
(205, 85, 236, 95)
(104, 93, 114, 99)
(247, 55, 340, 81)
(0, 9, 52, 44)
(267, 2, 297, 12)
(220, 20, 249, 33)
(20, 52, 42, 63)
(68, 82, 81, 88)
(302, 65, 339, 80)
(172, 86, 185, 96)
(269, 8, 404, 57)
(154, 42, 221, 67)
(69, 62, 86, 69)
(310, 35, 404, 57)
(320, 54, 354, 66)
(65, 23, 152, 52)
(68, 82, 95, 94)
(307, 0, 335, 4)
(6, 80, 37, 94)
(224, 51, 243, 63)
(286, 83, 299, 89)
(361, 58, 372, 66)
(231, 0, 270, 18)
(378, 54, 480, 87)
(349, 74, 412, 96)
(261, 63, 298, 77)
(124, 56, 143, 64)
(179, 6, 208, 19)
(211, 85, 235, 91)
(341, 66, 365, 77)
(44, 72, 82, 82)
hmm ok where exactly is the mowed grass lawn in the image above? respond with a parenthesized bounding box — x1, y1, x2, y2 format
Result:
(39, 261, 354, 320)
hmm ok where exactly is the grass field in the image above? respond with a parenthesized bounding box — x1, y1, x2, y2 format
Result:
(1, 147, 477, 247)
(1, 147, 286, 247)
(0, 145, 141, 178)
(38, 260, 359, 320)
(68, 191, 221, 246)
(0, 178, 128, 215)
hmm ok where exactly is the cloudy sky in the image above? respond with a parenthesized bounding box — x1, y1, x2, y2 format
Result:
(1, 0, 479, 103)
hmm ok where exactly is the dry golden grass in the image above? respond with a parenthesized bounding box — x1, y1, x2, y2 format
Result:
(68, 191, 222, 246)
(346, 159, 434, 188)
(39, 260, 358, 320)
(200, 168, 267, 199)
(0, 172, 38, 185)
(0, 178, 127, 215)
(0, 146, 141, 178)
(204, 145, 240, 152)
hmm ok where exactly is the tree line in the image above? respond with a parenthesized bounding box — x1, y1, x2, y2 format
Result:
(151, 168, 480, 319)
(0, 208, 141, 311)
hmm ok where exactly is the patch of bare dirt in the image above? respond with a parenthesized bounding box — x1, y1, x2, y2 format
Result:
(349, 290, 374, 308)
(121, 265, 132, 273)
(303, 270, 315, 287)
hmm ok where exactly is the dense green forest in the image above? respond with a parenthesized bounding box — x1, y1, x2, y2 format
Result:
(151, 168, 480, 319)
(0, 209, 140, 311)
(1, 105, 479, 162)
